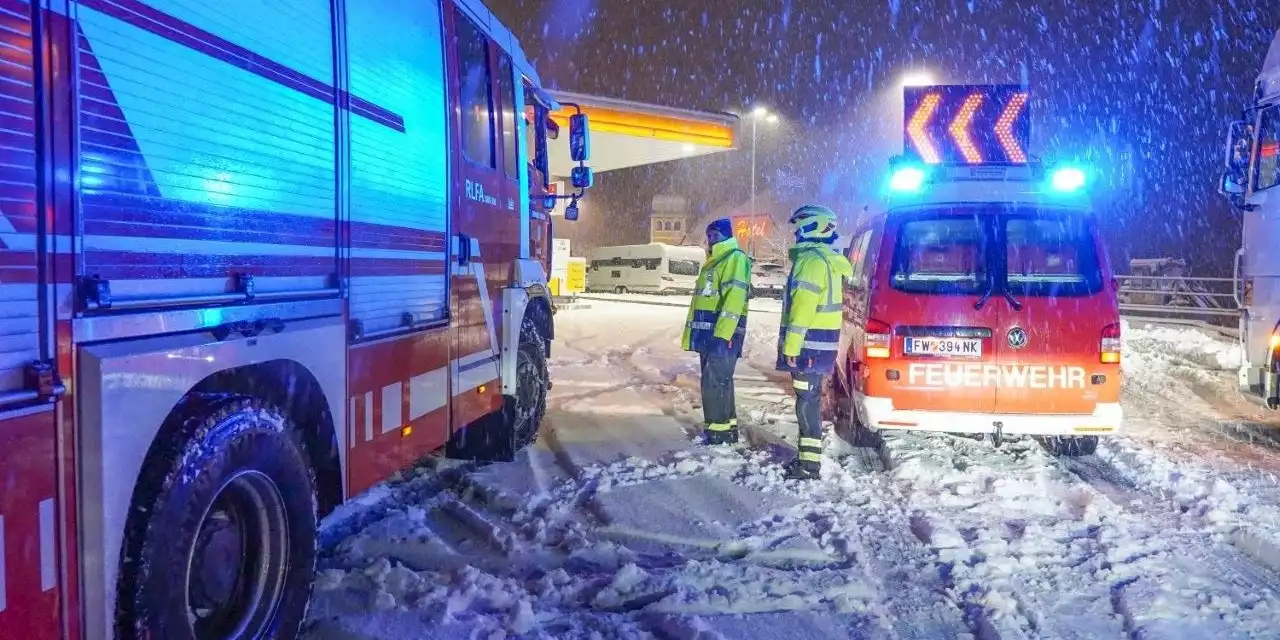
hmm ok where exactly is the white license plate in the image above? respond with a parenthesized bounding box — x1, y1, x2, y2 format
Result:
(904, 337, 983, 358)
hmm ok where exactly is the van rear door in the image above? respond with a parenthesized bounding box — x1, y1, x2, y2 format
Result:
(992, 211, 1114, 415)
(871, 212, 1000, 414)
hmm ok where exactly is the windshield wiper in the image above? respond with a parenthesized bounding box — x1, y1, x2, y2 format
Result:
(1001, 287, 1023, 311)
(973, 276, 996, 310)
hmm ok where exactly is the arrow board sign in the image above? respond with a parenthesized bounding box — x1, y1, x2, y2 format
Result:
(903, 84, 1031, 165)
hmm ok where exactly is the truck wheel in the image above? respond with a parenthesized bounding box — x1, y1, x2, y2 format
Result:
(1042, 435, 1099, 457)
(615, 286, 628, 294)
(511, 315, 550, 451)
(117, 397, 317, 640)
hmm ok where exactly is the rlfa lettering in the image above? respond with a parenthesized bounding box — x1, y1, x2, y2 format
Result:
(908, 363, 1088, 389)
(465, 179, 499, 207)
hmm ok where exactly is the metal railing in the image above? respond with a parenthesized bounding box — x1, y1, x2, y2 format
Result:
(1117, 274, 1242, 338)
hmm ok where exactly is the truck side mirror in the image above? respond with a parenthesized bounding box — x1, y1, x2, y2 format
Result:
(571, 166, 594, 190)
(564, 200, 580, 221)
(1223, 120, 1246, 168)
(1220, 170, 1245, 196)
(570, 114, 590, 162)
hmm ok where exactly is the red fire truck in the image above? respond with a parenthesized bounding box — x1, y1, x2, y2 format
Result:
(0, 0, 592, 637)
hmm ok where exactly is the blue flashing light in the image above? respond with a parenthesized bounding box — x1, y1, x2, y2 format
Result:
(889, 165, 928, 193)
(1050, 167, 1087, 192)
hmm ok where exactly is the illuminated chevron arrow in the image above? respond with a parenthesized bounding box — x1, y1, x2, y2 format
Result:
(949, 93, 985, 164)
(995, 92, 1029, 163)
(907, 94, 942, 164)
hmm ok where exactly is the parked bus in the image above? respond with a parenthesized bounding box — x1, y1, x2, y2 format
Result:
(0, 0, 591, 638)
(586, 243, 705, 294)
(1220, 27, 1280, 408)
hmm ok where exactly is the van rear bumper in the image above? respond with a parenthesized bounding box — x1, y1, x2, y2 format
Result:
(857, 394, 1123, 436)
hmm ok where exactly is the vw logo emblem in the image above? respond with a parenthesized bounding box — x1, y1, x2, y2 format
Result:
(1007, 327, 1029, 349)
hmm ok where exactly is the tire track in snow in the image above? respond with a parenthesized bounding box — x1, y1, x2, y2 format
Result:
(875, 432, 1280, 639)
(547, 331, 977, 635)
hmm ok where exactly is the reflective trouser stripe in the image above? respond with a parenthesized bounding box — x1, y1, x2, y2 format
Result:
(793, 379, 812, 390)
(707, 422, 734, 432)
(798, 450, 822, 462)
(799, 437, 822, 449)
(802, 340, 838, 351)
(729, 418, 738, 427)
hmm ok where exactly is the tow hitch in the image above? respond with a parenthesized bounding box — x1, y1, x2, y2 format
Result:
(991, 421, 1004, 447)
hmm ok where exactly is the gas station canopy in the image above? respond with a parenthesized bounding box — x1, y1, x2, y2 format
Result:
(547, 90, 739, 177)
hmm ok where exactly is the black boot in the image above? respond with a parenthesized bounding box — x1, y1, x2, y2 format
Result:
(702, 428, 740, 446)
(784, 458, 820, 480)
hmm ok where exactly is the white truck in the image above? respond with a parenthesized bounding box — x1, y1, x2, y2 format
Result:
(1221, 28, 1280, 408)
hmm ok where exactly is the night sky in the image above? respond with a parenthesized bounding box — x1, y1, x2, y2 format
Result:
(489, 0, 1279, 274)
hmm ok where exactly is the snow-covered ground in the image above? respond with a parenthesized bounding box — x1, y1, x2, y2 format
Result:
(305, 296, 1280, 639)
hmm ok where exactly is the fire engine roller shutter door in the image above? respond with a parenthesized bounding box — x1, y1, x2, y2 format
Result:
(74, 0, 341, 303)
(346, 0, 450, 334)
(0, 0, 41, 395)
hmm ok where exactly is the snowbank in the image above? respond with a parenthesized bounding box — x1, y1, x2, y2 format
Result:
(1123, 321, 1242, 372)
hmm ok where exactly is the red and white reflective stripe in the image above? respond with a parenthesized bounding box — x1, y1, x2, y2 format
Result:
(380, 382, 402, 435)
(0, 514, 6, 613)
(363, 391, 374, 443)
(40, 498, 55, 592)
(408, 366, 448, 418)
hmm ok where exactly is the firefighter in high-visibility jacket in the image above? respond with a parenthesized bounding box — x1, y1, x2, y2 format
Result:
(777, 205, 852, 480)
(682, 218, 752, 445)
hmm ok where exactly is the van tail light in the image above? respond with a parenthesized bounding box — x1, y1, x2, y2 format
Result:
(1270, 332, 1280, 352)
(1100, 323, 1121, 364)
(866, 318, 892, 359)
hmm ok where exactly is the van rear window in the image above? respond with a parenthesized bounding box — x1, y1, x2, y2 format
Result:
(889, 209, 1104, 297)
(1005, 215, 1103, 296)
(890, 216, 988, 295)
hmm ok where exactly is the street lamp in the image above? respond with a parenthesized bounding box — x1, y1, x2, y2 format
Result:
(748, 107, 780, 236)
(901, 71, 936, 88)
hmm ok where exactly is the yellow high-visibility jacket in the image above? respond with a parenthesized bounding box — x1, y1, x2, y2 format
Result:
(777, 241, 852, 372)
(682, 238, 751, 355)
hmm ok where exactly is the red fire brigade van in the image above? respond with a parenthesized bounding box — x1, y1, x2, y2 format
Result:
(0, 0, 591, 638)
(832, 85, 1122, 456)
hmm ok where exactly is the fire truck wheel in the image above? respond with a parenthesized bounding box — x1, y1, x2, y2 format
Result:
(510, 316, 549, 451)
(1042, 435, 1099, 457)
(117, 397, 317, 640)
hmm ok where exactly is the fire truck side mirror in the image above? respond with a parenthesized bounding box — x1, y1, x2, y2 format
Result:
(570, 114, 590, 162)
(571, 166, 594, 190)
(564, 200, 580, 221)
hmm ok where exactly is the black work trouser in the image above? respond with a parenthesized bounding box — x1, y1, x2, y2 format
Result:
(791, 372, 824, 469)
(699, 351, 739, 438)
